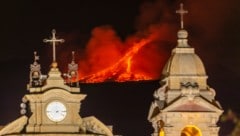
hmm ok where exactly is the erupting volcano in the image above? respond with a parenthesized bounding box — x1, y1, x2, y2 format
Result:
(79, 39, 153, 83)
(71, 24, 174, 83)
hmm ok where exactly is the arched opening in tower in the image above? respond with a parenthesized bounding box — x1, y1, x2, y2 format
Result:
(181, 125, 202, 136)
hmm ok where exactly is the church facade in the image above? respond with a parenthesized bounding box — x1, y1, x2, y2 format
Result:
(148, 4, 223, 136)
(0, 30, 114, 136)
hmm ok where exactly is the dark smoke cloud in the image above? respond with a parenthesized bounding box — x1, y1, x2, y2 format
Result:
(135, 0, 176, 30)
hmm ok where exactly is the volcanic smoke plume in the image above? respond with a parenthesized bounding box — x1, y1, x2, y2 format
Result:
(70, 1, 174, 83)
(77, 23, 175, 83)
(60, 0, 233, 83)
(75, 0, 177, 83)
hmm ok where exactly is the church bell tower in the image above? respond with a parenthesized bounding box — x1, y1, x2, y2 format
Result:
(0, 29, 114, 136)
(148, 4, 223, 136)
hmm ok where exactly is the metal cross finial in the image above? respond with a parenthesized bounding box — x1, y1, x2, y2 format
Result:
(176, 3, 188, 29)
(34, 51, 39, 63)
(71, 51, 75, 63)
(43, 29, 65, 64)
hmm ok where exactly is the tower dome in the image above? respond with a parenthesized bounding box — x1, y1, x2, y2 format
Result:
(161, 29, 208, 90)
(162, 30, 206, 77)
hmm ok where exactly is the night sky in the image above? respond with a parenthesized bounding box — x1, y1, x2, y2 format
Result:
(0, 0, 240, 136)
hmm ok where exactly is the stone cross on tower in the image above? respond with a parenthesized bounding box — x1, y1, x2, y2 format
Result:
(176, 3, 188, 29)
(43, 29, 65, 67)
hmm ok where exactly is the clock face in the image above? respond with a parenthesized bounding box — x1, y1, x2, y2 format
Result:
(46, 101, 67, 122)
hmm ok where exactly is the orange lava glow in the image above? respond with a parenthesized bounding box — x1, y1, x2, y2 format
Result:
(79, 39, 153, 83)
(181, 125, 202, 136)
(59, 20, 176, 83)
(159, 128, 164, 136)
(69, 24, 175, 83)
(126, 57, 132, 73)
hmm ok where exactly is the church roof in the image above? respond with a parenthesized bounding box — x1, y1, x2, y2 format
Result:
(162, 96, 222, 113)
(162, 26, 206, 77)
(162, 43, 206, 76)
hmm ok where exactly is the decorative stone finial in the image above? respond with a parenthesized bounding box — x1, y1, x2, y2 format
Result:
(177, 29, 188, 39)
(63, 51, 79, 87)
(29, 51, 47, 87)
(33, 51, 39, 64)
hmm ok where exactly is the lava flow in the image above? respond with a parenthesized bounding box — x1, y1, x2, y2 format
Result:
(79, 39, 152, 83)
